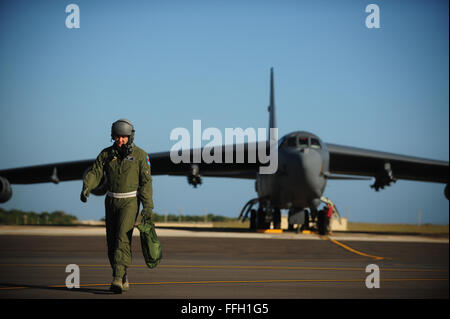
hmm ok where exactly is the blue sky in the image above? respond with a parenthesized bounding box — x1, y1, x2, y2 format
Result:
(0, 0, 448, 224)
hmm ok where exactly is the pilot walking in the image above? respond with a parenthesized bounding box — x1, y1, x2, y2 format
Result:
(80, 119, 154, 293)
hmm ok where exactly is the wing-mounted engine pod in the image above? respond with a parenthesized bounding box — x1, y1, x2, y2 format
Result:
(0, 176, 12, 203)
(371, 162, 396, 191)
(82, 167, 108, 196)
(187, 164, 202, 188)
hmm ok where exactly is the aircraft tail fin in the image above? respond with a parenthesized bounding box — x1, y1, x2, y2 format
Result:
(268, 67, 276, 139)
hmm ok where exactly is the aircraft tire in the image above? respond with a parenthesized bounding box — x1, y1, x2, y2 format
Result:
(287, 209, 295, 231)
(318, 213, 330, 235)
(273, 208, 281, 229)
(256, 207, 265, 229)
(250, 209, 257, 230)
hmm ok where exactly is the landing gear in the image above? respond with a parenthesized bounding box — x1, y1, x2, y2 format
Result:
(250, 209, 257, 230)
(300, 210, 310, 232)
(256, 206, 271, 229)
(288, 208, 307, 232)
(287, 207, 330, 235)
(287, 209, 295, 231)
(239, 198, 282, 231)
(317, 211, 330, 235)
(239, 197, 336, 235)
(273, 208, 281, 229)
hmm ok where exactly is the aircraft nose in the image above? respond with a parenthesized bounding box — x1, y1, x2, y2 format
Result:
(297, 149, 323, 198)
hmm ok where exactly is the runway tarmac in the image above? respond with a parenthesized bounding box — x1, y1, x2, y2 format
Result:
(0, 226, 448, 303)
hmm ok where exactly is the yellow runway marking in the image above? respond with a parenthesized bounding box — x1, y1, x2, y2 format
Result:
(159, 265, 448, 273)
(0, 263, 447, 272)
(123, 278, 449, 286)
(324, 237, 388, 260)
(1, 278, 447, 290)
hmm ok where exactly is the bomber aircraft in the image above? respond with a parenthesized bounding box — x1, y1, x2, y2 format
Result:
(0, 69, 448, 234)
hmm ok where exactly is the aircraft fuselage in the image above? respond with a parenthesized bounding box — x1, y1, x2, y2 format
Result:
(256, 131, 329, 210)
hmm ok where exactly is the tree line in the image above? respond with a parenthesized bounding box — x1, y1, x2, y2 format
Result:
(149, 212, 235, 223)
(0, 208, 237, 225)
(0, 208, 78, 225)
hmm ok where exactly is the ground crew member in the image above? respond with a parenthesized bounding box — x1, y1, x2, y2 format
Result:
(326, 203, 334, 219)
(80, 119, 154, 294)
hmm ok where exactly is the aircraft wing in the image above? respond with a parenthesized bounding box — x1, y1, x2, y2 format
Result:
(149, 150, 259, 180)
(326, 143, 449, 187)
(0, 159, 95, 184)
(1, 142, 448, 187)
(0, 143, 262, 185)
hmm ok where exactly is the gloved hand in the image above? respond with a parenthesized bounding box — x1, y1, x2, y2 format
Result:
(80, 189, 89, 203)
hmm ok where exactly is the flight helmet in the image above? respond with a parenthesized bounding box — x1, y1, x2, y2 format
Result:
(111, 119, 135, 144)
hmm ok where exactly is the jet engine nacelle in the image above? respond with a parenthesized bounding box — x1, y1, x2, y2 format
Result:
(82, 167, 108, 196)
(0, 176, 12, 203)
(187, 164, 202, 188)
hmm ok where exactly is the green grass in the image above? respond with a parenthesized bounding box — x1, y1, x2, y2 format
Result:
(347, 222, 449, 234)
(212, 220, 250, 228)
(213, 220, 449, 234)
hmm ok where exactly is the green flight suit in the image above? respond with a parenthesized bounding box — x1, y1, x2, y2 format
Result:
(82, 143, 154, 278)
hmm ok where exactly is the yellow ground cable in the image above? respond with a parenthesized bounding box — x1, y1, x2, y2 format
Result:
(325, 236, 388, 260)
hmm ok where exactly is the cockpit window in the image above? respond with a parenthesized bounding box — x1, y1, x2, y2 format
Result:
(280, 135, 320, 149)
(311, 138, 321, 149)
(298, 137, 309, 148)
